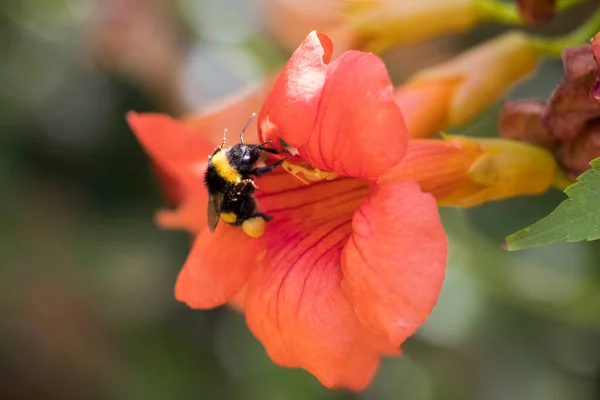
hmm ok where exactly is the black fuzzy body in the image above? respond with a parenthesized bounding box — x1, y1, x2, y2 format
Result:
(204, 143, 277, 232)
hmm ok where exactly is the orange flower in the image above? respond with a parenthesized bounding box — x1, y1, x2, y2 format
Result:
(128, 30, 560, 390)
(397, 32, 542, 138)
(129, 31, 448, 390)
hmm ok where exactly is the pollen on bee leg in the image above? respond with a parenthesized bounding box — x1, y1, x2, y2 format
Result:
(282, 160, 339, 184)
(242, 217, 266, 238)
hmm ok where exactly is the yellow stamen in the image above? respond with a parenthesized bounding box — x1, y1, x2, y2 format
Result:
(283, 160, 339, 184)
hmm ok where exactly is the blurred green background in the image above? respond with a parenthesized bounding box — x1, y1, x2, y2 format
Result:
(2, 1, 600, 399)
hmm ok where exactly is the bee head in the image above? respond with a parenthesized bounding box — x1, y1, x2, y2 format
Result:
(222, 113, 280, 172)
(228, 143, 263, 172)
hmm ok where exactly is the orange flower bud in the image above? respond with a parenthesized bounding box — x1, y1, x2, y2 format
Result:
(407, 32, 541, 129)
(394, 81, 456, 139)
(345, 0, 479, 51)
(381, 135, 558, 207)
(447, 136, 557, 206)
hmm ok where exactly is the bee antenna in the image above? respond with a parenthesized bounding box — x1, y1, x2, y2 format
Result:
(240, 112, 256, 145)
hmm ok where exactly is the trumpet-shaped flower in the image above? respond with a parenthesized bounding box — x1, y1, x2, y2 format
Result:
(129, 31, 448, 390)
(382, 135, 559, 207)
(128, 30, 561, 391)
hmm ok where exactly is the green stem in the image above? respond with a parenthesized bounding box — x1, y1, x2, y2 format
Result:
(530, 6, 600, 57)
(476, 0, 584, 26)
(475, 0, 523, 25)
(556, 0, 585, 12)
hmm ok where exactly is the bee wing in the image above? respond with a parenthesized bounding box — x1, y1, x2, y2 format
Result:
(207, 192, 224, 232)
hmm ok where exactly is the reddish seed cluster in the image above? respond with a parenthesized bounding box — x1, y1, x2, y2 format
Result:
(590, 33, 600, 100)
(516, 0, 556, 25)
(500, 45, 600, 177)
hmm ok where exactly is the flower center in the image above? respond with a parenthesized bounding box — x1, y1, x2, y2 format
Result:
(282, 160, 339, 184)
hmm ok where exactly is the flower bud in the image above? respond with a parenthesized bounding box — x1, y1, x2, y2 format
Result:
(346, 0, 479, 51)
(408, 32, 541, 128)
(382, 135, 558, 207)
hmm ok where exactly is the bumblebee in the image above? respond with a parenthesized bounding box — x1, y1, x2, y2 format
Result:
(205, 113, 284, 237)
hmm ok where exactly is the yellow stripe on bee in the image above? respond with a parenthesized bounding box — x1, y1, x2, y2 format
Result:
(211, 150, 242, 184)
(220, 212, 237, 223)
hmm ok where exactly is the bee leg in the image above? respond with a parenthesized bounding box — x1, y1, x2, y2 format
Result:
(258, 147, 280, 155)
(210, 132, 227, 158)
(240, 178, 259, 190)
(255, 212, 273, 222)
(250, 158, 286, 176)
(255, 141, 280, 154)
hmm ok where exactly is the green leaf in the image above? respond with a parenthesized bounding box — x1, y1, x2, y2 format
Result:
(504, 157, 600, 251)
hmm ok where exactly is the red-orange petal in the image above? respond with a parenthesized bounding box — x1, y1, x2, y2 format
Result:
(154, 194, 208, 234)
(244, 221, 358, 385)
(151, 163, 185, 206)
(332, 324, 402, 390)
(175, 223, 260, 309)
(332, 342, 381, 391)
(182, 72, 281, 145)
(341, 180, 447, 346)
(244, 170, 370, 387)
(258, 31, 332, 151)
(299, 50, 407, 179)
(259, 31, 407, 180)
(357, 317, 402, 356)
(228, 284, 246, 313)
(126, 112, 213, 197)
